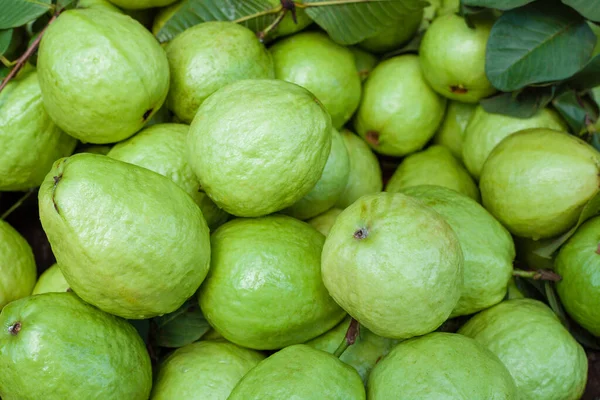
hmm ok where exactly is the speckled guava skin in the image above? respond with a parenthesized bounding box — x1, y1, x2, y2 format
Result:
(37, 9, 170, 144)
(0, 292, 152, 400)
(32, 264, 69, 295)
(38, 153, 211, 319)
(432, 100, 476, 161)
(0, 220, 36, 309)
(358, 11, 423, 54)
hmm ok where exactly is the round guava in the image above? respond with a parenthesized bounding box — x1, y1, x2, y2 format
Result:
(32, 264, 69, 295)
(0, 220, 36, 309)
(359, 11, 423, 54)
(432, 100, 476, 161)
(308, 208, 343, 237)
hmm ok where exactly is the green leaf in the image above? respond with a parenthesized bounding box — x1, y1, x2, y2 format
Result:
(480, 86, 556, 118)
(566, 55, 600, 90)
(0, 0, 53, 30)
(552, 90, 597, 134)
(152, 299, 211, 348)
(0, 29, 12, 56)
(0, 66, 8, 79)
(562, 0, 600, 22)
(485, 2, 596, 92)
(461, 0, 535, 10)
(56, 0, 76, 9)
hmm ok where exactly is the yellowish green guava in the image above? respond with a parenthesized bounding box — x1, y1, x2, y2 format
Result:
(152, 1, 182, 37)
(358, 11, 423, 54)
(322, 192, 463, 339)
(38, 9, 169, 144)
(432, 101, 476, 161)
(108, 0, 176, 10)
(38, 153, 211, 319)
(0, 220, 36, 309)
(188, 79, 332, 217)
(354, 55, 447, 156)
(199, 215, 345, 350)
(308, 208, 343, 236)
(32, 264, 69, 295)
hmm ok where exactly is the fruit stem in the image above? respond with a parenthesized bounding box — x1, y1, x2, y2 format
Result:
(1, 189, 34, 220)
(512, 268, 562, 282)
(333, 318, 360, 358)
(256, 9, 287, 43)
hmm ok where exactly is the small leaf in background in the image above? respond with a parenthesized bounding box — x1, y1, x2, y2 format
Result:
(567, 55, 600, 91)
(0, 29, 12, 56)
(56, 0, 76, 9)
(152, 299, 211, 348)
(461, 0, 535, 10)
(485, 1, 596, 92)
(0, 0, 53, 30)
(562, 0, 600, 22)
(480, 85, 556, 118)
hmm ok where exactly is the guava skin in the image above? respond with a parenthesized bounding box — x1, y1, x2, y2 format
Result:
(480, 128, 600, 240)
(358, 11, 423, 54)
(151, 340, 264, 400)
(322, 192, 463, 339)
(354, 55, 447, 156)
(37, 9, 170, 144)
(166, 22, 274, 124)
(402, 185, 514, 317)
(0, 220, 36, 309)
(199, 215, 345, 350)
(308, 208, 343, 236)
(459, 299, 588, 400)
(228, 345, 366, 400)
(368, 333, 517, 399)
(0, 292, 152, 400)
(108, 0, 176, 10)
(386, 145, 480, 202)
(420, 13, 496, 102)
(432, 100, 476, 161)
(188, 79, 332, 218)
(555, 216, 600, 336)
(348, 47, 378, 82)
(462, 106, 568, 180)
(270, 32, 361, 129)
(0, 70, 77, 191)
(38, 153, 211, 319)
(32, 264, 69, 295)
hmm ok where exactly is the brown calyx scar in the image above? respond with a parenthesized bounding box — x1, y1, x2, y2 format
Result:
(366, 131, 380, 146)
(353, 227, 369, 240)
(450, 85, 468, 94)
(8, 322, 21, 336)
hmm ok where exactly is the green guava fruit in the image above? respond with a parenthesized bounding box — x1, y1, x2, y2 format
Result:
(459, 299, 588, 400)
(38, 9, 169, 144)
(463, 106, 567, 180)
(108, 0, 176, 10)
(402, 185, 514, 316)
(188, 79, 332, 217)
(480, 128, 600, 239)
(385, 145, 480, 202)
(0, 292, 152, 399)
(152, 1, 182, 36)
(322, 192, 463, 339)
(267, 0, 313, 39)
(228, 344, 365, 400)
(432, 101, 476, 161)
(32, 264, 69, 295)
(308, 208, 343, 236)
(358, 11, 423, 54)
(420, 13, 495, 102)
(199, 215, 345, 350)
(166, 22, 274, 124)
(270, 32, 361, 129)
(151, 340, 264, 400)
(0, 220, 36, 309)
(282, 128, 350, 220)
(77, 0, 123, 13)
(368, 332, 517, 399)
(0, 70, 77, 191)
(305, 316, 398, 384)
(38, 153, 211, 319)
(349, 47, 378, 82)
(354, 55, 447, 156)
(421, 0, 458, 29)
(107, 123, 228, 230)
(514, 236, 555, 271)
(555, 216, 600, 336)
(335, 130, 383, 208)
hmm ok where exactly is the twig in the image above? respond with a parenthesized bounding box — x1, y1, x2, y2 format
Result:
(333, 318, 360, 358)
(1, 189, 35, 220)
(256, 10, 288, 43)
(512, 268, 562, 282)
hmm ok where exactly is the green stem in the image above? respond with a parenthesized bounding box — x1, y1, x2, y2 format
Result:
(256, 10, 287, 42)
(233, 6, 282, 24)
(0, 56, 16, 68)
(512, 268, 562, 282)
(1, 190, 35, 220)
(333, 318, 360, 358)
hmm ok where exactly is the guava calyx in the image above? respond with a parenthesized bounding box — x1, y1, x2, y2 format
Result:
(8, 322, 22, 335)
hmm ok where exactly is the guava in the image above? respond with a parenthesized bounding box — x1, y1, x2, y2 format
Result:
(335, 130, 383, 208)
(37, 9, 169, 144)
(108, 0, 176, 10)
(480, 128, 600, 239)
(514, 236, 555, 271)
(432, 101, 476, 161)
(354, 55, 447, 156)
(308, 208, 343, 236)
(368, 333, 517, 399)
(166, 22, 274, 123)
(0, 292, 152, 399)
(152, 1, 182, 36)
(555, 216, 600, 336)
(77, 0, 123, 13)
(268, 0, 313, 39)
(0, 220, 36, 309)
(38, 153, 211, 319)
(282, 128, 350, 220)
(151, 340, 265, 400)
(322, 192, 463, 339)
(306, 316, 398, 384)
(32, 264, 69, 295)
(228, 344, 365, 399)
(0, 70, 77, 191)
(421, 0, 458, 29)
(402, 185, 514, 316)
(199, 215, 345, 350)
(420, 13, 496, 102)
(459, 299, 588, 400)
(107, 123, 228, 230)
(385, 145, 480, 202)
(463, 106, 568, 180)
(349, 47, 378, 82)
(187, 79, 332, 217)
(270, 32, 361, 129)
(358, 11, 423, 54)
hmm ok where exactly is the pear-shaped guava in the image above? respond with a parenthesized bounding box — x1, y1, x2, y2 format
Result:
(0, 220, 36, 309)
(0, 292, 152, 399)
(188, 79, 332, 217)
(432, 100, 476, 161)
(322, 192, 463, 339)
(480, 128, 600, 239)
(32, 264, 69, 295)
(358, 11, 423, 54)
(38, 153, 211, 319)
(108, 0, 176, 10)
(349, 47, 378, 82)
(354, 55, 447, 156)
(459, 299, 588, 400)
(308, 208, 343, 236)
(270, 32, 361, 129)
(199, 215, 345, 350)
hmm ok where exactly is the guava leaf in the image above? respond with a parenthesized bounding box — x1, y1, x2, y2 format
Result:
(0, 29, 12, 56)
(460, 0, 535, 10)
(485, 2, 596, 92)
(152, 299, 211, 348)
(566, 55, 600, 90)
(480, 86, 556, 118)
(562, 0, 600, 22)
(552, 90, 598, 134)
(0, 0, 53, 29)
